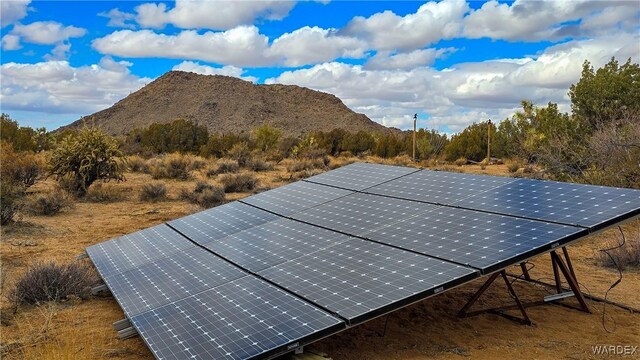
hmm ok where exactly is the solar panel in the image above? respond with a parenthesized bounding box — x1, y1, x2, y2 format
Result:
(291, 192, 437, 237)
(366, 169, 516, 204)
(102, 246, 247, 317)
(304, 162, 418, 191)
(130, 276, 345, 360)
(258, 238, 477, 324)
(454, 178, 640, 229)
(169, 202, 279, 245)
(240, 181, 353, 216)
(363, 206, 587, 274)
(86, 224, 194, 278)
(202, 218, 353, 272)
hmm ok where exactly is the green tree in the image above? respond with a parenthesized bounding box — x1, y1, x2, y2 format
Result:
(48, 127, 125, 196)
(0, 114, 37, 152)
(252, 125, 282, 152)
(140, 119, 209, 153)
(445, 121, 495, 162)
(569, 57, 640, 128)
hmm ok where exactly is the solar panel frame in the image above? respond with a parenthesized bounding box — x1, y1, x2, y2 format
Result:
(130, 276, 346, 360)
(240, 181, 354, 216)
(304, 162, 419, 191)
(258, 238, 478, 325)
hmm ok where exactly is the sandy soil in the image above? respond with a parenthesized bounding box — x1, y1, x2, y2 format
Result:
(1, 160, 638, 360)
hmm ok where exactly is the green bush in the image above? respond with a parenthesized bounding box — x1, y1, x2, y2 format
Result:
(253, 125, 282, 152)
(26, 191, 74, 216)
(180, 182, 225, 207)
(1, 181, 23, 225)
(219, 173, 258, 193)
(48, 126, 125, 197)
(139, 182, 167, 202)
(10, 261, 97, 305)
(227, 142, 251, 167)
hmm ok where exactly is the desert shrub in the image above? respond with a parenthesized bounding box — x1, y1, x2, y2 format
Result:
(227, 142, 251, 167)
(289, 169, 324, 181)
(507, 162, 520, 173)
(219, 173, 258, 193)
(48, 127, 125, 197)
(1, 181, 24, 225)
(286, 158, 326, 173)
(391, 155, 413, 166)
(0, 114, 37, 152)
(84, 183, 126, 203)
(253, 125, 282, 152)
(150, 153, 192, 180)
(137, 119, 209, 154)
(207, 159, 239, 176)
(1, 141, 44, 187)
(597, 236, 640, 270)
(247, 158, 273, 172)
(127, 155, 149, 173)
(139, 182, 167, 202)
(26, 191, 74, 216)
(187, 155, 208, 171)
(180, 182, 225, 207)
(454, 157, 467, 166)
(10, 261, 97, 305)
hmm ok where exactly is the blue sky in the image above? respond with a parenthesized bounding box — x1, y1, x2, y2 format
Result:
(1, 0, 638, 132)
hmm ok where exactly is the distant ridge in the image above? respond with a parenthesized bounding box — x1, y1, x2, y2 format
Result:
(61, 71, 388, 136)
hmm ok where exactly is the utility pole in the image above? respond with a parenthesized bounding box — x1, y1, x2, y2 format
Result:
(413, 113, 417, 162)
(487, 119, 492, 163)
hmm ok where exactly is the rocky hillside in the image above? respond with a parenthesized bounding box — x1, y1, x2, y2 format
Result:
(62, 71, 387, 136)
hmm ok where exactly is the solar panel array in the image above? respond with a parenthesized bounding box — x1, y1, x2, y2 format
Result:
(87, 162, 640, 360)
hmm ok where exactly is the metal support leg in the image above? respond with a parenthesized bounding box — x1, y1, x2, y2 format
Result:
(562, 246, 577, 280)
(551, 252, 562, 293)
(458, 270, 533, 326)
(550, 251, 590, 313)
(520, 262, 531, 281)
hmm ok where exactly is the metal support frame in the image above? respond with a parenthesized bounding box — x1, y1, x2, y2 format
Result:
(458, 247, 589, 325)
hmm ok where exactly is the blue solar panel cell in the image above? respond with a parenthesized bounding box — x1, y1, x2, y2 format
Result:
(102, 246, 247, 317)
(169, 202, 279, 245)
(240, 181, 353, 216)
(454, 178, 640, 228)
(86, 224, 194, 278)
(363, 206, 586, 274)
(130, 276, 345, 360)
(366, 170, 516, 204)
(258, 238, 477, 324)
(304, 162, 418, 191)
(291, 192, 437, 236)
(203, 218, 352, 272)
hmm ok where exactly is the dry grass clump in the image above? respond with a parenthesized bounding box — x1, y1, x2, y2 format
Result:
(207, 159, 240, 177)
(227, 142, 251, 167)
(287, 168, 325, 181)
(247, 158, 273, 172)
(507, 162, 520, 173)
(126, 155, 150, 173)
(10, 261, 97, 306)
(286, 158, 326, 172)
(26, 191, 74, 216)
(186, 154, 208, 171)
(139, 182, 167, 202)
(180, 181, 225, 207)
(455, 157, 467, 166)
(84, 183, 126, 203)
(219, 173, 258, 193)
(597, 235, 640, 270)
(150, 153, 192, 180)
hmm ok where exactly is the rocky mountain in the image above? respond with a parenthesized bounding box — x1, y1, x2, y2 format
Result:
(62, 71, 388, 136)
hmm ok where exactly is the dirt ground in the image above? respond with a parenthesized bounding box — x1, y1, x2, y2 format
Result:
(1, 159, 638, 360)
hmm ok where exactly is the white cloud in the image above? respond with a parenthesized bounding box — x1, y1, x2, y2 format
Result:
(1, 0, 31, 27)
(135, 0, 296, 30)
(11, 21, 86, 44)
(0, 58, 150, 115)
(92, 26, 276, 67)
(342, 0, 469, 51)
(172, 61, 258, 82)
(268, 26, 368, 67)
(463, 0, 640, 41)
(266, 33, 639, 131)
(98, 8, 136, 29)
(1, 34, 22, 50)
(43, 42, 71, 61)
(365, 48, 456, 70)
